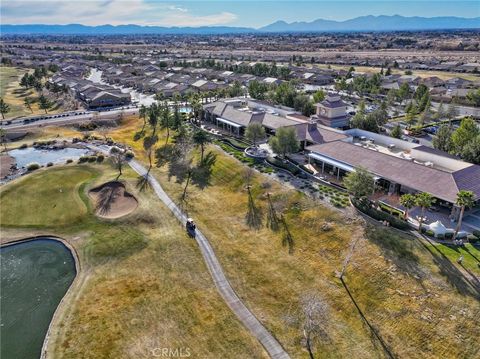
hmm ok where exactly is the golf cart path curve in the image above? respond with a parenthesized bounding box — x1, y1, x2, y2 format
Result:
(128, 159, 290, 359)
(86, 142, 288, 359)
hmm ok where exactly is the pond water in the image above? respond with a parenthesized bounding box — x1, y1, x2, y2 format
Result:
(9, 147, 89, 168)
(0, 238, 77, 359)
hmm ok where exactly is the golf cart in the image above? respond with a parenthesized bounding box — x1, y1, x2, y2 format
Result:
(186, 218, 196, 237)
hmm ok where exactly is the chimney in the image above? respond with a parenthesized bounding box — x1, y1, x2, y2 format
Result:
(308, 117, 317, 131)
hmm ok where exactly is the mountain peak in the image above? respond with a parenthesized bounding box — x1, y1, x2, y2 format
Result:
(259, 15, 480, 32)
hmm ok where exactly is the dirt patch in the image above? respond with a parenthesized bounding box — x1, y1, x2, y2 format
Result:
(0, 155, 15, 178)
(89, 181, 138, 219)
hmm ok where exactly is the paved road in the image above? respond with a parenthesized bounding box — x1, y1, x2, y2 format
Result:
(1, 108, 139, 131)
(88, 144, 289, 359)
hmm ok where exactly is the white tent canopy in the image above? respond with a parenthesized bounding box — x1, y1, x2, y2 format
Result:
(429, 220, 447, 236)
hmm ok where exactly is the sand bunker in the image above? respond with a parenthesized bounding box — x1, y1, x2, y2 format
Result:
(89, 181, 138, 219)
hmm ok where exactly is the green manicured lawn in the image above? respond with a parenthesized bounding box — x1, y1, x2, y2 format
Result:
(426, 242, 480, 276)
(0, 166, 97, 227)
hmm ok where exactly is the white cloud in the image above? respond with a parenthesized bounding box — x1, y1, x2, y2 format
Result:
(1, 0, 237, 27)
(160, 12, 238, 27)
(167, 5, 188, 13)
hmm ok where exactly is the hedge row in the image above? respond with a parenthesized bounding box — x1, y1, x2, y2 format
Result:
(352, 197, 410, 230)
(214, 140, 255, 166)
(266, 157, 301, 176)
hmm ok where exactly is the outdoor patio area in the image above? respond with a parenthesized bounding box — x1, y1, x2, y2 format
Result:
(367, 189, 480, 234)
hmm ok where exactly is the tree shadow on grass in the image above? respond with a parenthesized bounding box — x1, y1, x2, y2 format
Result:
(245, 186, 263, 230)
(366, 226, 426, 285)
(280, 215, 294, 254)
(418, 237, 480, 300)
(155, 144, 176, 168)
(459, 263, 480, 287)
(266, 193, 280, 232)
(340, 276, 397, 359)
(191, 151, 216, 190)
(464, 245, 480, 264)
(136, 174, 151, 192)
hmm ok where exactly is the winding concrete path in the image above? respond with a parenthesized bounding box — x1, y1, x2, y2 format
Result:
(87, 143, 289, 359)
(128, 159, 290, 359)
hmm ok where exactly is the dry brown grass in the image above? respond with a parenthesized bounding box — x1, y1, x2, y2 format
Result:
(313, 63, 480, 81)
(4, 119, 478, 358)
(0, 66, 64, 120)
(1, 164, 267, 359)
(105, 119, 480, 358)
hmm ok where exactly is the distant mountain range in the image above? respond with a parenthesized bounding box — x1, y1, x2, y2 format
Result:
(0, 24, 253, 35)
(1, 16, 479, 35)
(259, 15, 480, 32)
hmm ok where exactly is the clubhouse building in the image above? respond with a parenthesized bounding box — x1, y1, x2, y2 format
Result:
(203, 97, 480, 222)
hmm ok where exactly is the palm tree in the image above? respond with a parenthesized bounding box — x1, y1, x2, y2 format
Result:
(192, 129, 211, 164)
(139, 104, 147, 133)
(453, 190, 475, 241)
(399, 193, 416, 220)
(143, 135, 157, 176)
(148, 105, 159, 136)
(415, 192, 434, 231)
(154, 91, 164, 103)
(190, 94, 202, 124)
(160, 102, 172, 149)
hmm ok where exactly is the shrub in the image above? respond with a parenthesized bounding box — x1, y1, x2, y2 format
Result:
(133, 132, 143, 141)
(445, 232, 453, 239)
(125, 151, 135, 159)
(266, 157, 300, 176)
(46, 162, 54, 167)
(66, 159, 73, 164)
(87, 156, 97, 162)
(78, 156, 89, 163)
(473, 230, 480, 238)
(467, 234, 479, 243)
(19, 143, 28, 149)
(436, 233, 445, 239)
(426, 230, 435, 237)
(96, 154, 104, 162)
(27, 163, 40, 171)
(351, 197, 409, 230)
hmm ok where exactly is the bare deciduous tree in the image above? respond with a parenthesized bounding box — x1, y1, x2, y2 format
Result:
(110, 147, 127, 179)
(300, 293, 330, 359)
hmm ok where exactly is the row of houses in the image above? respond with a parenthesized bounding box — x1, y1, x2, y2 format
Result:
(96, 61, 337, 98)
(51, 71, 131, 109)
(379, 73, 479, 103)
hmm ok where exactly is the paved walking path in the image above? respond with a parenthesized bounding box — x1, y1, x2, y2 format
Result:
(87, 141, 288, 359)
(89, 143, 289, 357)
(127, 159, 290, 359)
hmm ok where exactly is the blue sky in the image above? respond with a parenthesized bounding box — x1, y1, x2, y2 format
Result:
(2, 1, 479, 27)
